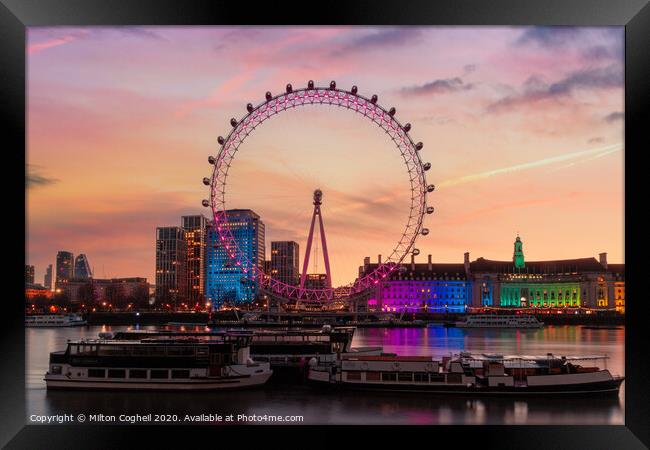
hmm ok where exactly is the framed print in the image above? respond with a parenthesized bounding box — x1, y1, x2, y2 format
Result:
(2, 0, 648, 448)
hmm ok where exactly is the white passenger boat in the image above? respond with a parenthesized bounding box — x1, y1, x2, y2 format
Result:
(456, 314, 543, 328)
(44, 331, 272, 390)
(308, 352, 623, 396)
(25, 314, 87, 327)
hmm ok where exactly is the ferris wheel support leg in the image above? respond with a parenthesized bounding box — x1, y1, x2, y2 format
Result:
(317, 207, 333, 289)
(300, 211, 317, 290)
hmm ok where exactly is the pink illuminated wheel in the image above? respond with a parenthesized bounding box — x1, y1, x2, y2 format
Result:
(202, 81, 435, 302)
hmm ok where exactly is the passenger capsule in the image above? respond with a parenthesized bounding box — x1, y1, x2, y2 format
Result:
(389, 107, 396, 116)
(415, 142, 423, 151)
(421, 228, 430, 236)
(202, 199, 210, 207)
(426, 206, 435, 214)
(329, 80, 336, 90)
(265, 91, 273, 101)
(286, 83, 293, 93)
(246, 103, 254, 113)
(230, 118, 237, 127)
(423, 162, 431, 171)
(217, 136, 225, 145)
(307, 80, 314, 89)
(208, 156, 216, 165)
(403, 123, 411, 132)
(370, 95, 378, 104)
(351, 85, 358, 95)
(427, 184, 435, 193)
(412, 248, 421, 256)
(202, 177, 211, 186)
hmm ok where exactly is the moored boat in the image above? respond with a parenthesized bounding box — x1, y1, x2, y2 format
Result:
(456, 314, 543, 328)
(307, 352, 624, 396)
(44, 331, 272, 390)
(26, 313, 87, 327)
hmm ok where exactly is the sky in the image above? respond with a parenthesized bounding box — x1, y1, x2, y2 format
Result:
(26, 26, 624, 287)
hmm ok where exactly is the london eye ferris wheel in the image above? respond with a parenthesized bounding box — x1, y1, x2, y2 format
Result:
(202, 80, 435, 303)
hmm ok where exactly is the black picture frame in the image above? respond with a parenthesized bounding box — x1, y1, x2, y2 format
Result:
(3, 0, 648, 448)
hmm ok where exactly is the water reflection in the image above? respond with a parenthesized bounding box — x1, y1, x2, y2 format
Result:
(26, 324, 624, 425)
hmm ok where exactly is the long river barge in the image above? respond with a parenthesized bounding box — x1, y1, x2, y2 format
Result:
(45, 331, 272, 390)
(307, 351, 624, 396)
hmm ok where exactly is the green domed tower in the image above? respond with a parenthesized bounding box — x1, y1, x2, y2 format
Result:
(513, 234, 525, 269)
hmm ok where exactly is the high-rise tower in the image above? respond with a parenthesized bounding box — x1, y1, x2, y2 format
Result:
(270, 241, 299, 286)
(205, 209, 265, 307)
(155, 227, 188, 306)
(300, 189, 332, 289)
(74, 254, 92, 279)
(55, 251, 74, 290)
(182, 215, 208, 303)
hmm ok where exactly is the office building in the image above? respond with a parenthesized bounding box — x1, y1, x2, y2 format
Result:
(182, 215, 208, 304)
(44, 264, 53, 291)
(205, 209, 265, 307)
(25, 265, 35, 285)
(270, 241, 299, 286)
(155, 227, 187, 305)
(74, 254, 92, 279)
(55, 251, 74, 290)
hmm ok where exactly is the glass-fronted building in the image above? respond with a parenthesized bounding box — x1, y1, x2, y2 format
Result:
(74, 254, 92, 279)
(155, 227, 187, 305)
(55, 251, 74, 291)
(182, 215, 208, 304)
(205, 209, 265, 308)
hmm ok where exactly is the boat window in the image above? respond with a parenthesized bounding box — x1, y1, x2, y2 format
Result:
(107, 369, 126, 378)
(167, 346, 195, 356)
(88, 369, 105, 378)
(132, 346, 165, 356)
(346, 371, 362, 381)
(69, 345, 78, 355)
(381, 372, 397, 382)
(98, 345, 131, 356)
(51, 365, 62, 375)
(414, 373, 428, 382)
(196, 347, 209, 357)
(171, 370, 191, 379)
(398, 372, 413, 382)
(129, 369, 147, 379)
(430, 374, 445, 382)
(150, 369, 168, 379)
(366, 372, 380, 381)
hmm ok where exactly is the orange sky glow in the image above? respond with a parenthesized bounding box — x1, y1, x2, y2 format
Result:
(26, 26, 624, 286)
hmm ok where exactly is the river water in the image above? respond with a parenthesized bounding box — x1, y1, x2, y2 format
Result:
(26, 324, 624, 425)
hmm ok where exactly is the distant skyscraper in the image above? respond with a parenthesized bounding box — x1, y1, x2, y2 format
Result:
(270, 241, 299, 286)
(74, 254, 92, 279)
(205, 209, 265, 307)
(44, 264, 53, 291)
(25, 265, 35, 285)
(155, 227, 187, 305)
(55, 251, 74, 290)
(182, 215, 208, 304)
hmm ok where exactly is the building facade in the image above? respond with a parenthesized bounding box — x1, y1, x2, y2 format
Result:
(360, 236, 624, 313)
(55, 251, 74, 290)
(182, 215, 208, 304)
(74, 254, 92, 279)
(65, 277, 149, 305)
(25, 265, 35, 285)
(205, 209, 265, 307)
(270, 241, 299, 286)
(155, 227, 187, 305)
(44, 264, 53, 291)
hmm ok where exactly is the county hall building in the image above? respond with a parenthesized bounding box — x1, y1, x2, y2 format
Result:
(360, 236, 625, 313)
